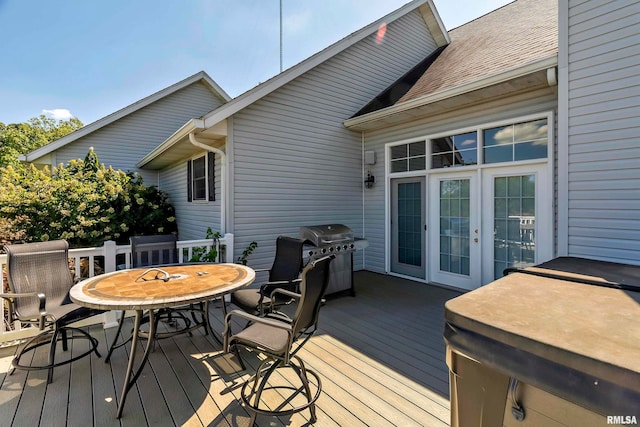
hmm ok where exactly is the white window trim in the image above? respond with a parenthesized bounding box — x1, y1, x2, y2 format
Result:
(189, 152, 210, 203)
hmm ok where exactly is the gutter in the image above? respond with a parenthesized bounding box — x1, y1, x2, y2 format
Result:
(188, 120, 227, 235)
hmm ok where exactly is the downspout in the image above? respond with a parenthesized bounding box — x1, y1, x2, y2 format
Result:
(188, 130, 227, 235)
(361, 131, 366, 271)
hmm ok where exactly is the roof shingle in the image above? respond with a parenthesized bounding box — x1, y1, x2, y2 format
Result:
(397, 0, 558, 104)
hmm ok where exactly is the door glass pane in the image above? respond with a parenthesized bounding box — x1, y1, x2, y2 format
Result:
(493, 174, 535, 279)
(439, 179, 470, 276)
(397, 182, 422, 266)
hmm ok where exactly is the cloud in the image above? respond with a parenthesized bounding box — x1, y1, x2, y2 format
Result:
(42, 108, 73, 120)
(493, 121, 548, 145)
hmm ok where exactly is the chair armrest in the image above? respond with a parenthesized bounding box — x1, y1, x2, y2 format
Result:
(259, 278, 301, 291)
(224, 309, 292, 331)
(269, 288, 300, 301)
(0, 292, 47, 329)
(256, 279, 302, 315)
(224, 309, 262, 326)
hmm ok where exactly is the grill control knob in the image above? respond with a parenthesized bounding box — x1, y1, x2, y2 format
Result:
(321, 248, 327, 254)
(309, 251, 314, 256)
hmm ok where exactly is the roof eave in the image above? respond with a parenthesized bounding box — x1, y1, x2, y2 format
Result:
(136, 119, 204, 169)
(344, 54, 558, 131)
(421, 0, 450, 46)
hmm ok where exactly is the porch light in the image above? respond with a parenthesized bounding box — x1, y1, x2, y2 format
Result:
(364, 171, 375, 188)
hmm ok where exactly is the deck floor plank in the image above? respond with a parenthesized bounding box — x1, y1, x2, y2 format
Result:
(107, 317, 153, 427)
(66, 333, 93, 427)
(15, 344, 49, 427)
(306, 336, 450, 424)
(0, 271, 458, 427)
(90, 326, 123, 427)
(0, 346, 32, 426)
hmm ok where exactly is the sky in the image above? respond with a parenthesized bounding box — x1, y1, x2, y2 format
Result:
(0, 0, 512, 126)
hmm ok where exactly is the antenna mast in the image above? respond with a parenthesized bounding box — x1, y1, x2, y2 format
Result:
(279, 0, 283, 72)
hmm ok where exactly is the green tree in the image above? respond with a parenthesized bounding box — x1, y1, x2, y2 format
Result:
(0, 115, 83, 169)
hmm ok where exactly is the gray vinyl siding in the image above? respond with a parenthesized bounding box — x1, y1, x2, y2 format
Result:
(566, 0, 640, 264)
(362, 87, 558, 274)
(159, 153, 221, 241)
(53, 82, 224, 185)
(229, 10, 438, 270)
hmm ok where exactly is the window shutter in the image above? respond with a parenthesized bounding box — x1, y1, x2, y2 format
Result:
(187, 160, 192, 202)
(207, 152, 215, 201)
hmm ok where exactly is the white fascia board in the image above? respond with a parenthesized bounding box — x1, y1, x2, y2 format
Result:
(203, 0, 434, 129)
(423, 0, 450, 45)
(200, 72, 232, 102)
(136, 119, 204, 168)
(25, 71, 227, 162)
(344, 54, 558, 129)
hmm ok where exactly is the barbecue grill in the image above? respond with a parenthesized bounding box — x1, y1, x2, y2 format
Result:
(300, 224, 368, 297)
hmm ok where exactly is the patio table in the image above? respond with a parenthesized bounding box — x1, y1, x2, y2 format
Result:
(70, 262, 255, 418)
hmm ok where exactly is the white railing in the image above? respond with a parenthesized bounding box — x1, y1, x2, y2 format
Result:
(0, 234, 234, 343)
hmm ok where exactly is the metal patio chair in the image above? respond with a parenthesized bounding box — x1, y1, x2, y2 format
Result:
(223, 254, 334, 425)
(130, 233, 180, 267)
(1, 240, 103, 383)
(230, 235, 305, 316)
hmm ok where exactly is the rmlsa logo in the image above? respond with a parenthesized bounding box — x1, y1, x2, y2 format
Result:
(607, 415, 638, 425)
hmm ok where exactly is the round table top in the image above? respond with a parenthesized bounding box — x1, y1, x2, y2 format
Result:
(70, 263, 255, 310)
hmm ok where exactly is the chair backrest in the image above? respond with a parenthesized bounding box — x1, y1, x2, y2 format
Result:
(4, 240, 74, 318)
(130, 234, 178, 267)
(266, 235, 305, 286)
(291, 254, 334, 336)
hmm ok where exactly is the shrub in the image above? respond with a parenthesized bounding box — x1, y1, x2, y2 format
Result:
(0, 149, 177, 247)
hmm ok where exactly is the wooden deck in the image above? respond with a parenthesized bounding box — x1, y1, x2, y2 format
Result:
(0, 271, 461, 426)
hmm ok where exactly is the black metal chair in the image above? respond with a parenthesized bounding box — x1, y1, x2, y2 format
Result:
(1, 240, 103, 383)
(223, 254, 334, 425)
(230, 236, 305, 316)
(130, 234, 179, 267)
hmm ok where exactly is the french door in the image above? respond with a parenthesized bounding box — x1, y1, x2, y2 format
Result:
(389, 164, 551, 289)
(390, 177, 426, 279)
(429, 173, 480, 289)
(481, 164, 552, 284)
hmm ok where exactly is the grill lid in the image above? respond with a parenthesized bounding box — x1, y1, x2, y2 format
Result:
(300, 224, 354, 246)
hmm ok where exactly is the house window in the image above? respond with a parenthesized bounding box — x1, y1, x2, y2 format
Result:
(390, 141, 426, 173)
(483, 119, 548, 164)
(431, 131, 478, 169)
(187, 153, 215, 202)
(388, 116, 549, 176)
